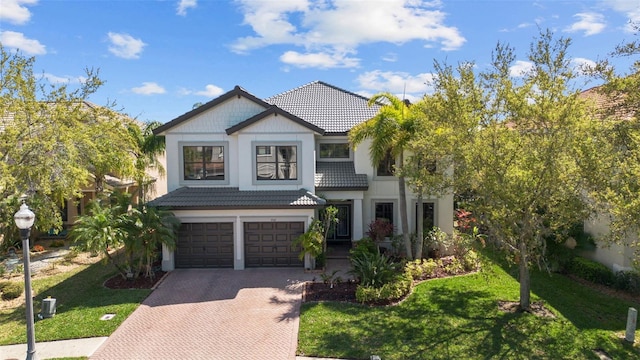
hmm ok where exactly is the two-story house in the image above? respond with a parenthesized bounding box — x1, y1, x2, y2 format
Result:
(152, 81, 454, 270)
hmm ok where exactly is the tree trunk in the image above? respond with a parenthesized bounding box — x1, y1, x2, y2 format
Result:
(416, 191, 424, 259)
(398, 153, 412, 259)
(518, 239, 531, 311)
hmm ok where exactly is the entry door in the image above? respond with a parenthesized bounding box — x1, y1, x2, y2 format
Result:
(325, 203, 351, 242)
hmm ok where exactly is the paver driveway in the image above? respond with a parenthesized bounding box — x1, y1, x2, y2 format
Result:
(90, 268, 315, 360)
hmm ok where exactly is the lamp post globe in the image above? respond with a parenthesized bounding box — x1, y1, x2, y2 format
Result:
(14, 202, 36, 360)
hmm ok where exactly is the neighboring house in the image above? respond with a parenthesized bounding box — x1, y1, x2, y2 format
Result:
(151, 81, 454, 270)
(580, 85, 636, 272)
(1, 101, 167, 238)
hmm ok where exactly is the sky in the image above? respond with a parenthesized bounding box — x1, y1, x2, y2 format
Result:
(1, 0, 639, 124)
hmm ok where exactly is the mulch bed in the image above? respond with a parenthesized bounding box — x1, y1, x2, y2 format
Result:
(303, 281, 359, 303)
(104, 269, 166, 289)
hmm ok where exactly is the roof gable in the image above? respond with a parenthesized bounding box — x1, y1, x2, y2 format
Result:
(265, 81, 381, 134)
(226, 106, 325, 135)
(153, 86, 270, 135)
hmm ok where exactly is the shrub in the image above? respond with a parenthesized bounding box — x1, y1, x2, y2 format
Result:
(613, 270, 640, 295)
(350, 237, 377, 258)
(50, 240, 66, 248)
(355, 272, 412, 304)
(349, 251, 398, 288)
(567, 257, 615, 286)
(442, 256, 465, 275)
(404, 259, 438, 281)
(366, 219, 394, 242)
(32, 244, 45, 252)
(0, 281, 24, 300)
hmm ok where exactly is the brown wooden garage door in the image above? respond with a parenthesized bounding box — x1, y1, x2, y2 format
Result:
(244, 222, 304, 267)
(175, 223, 234, 268)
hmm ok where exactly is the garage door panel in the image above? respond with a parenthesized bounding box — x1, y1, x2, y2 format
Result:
(176, 223, 234, 268)
(244, 222, 304, 267)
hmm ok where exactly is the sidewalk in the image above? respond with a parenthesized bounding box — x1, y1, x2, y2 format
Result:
(0, 337, 107, 360)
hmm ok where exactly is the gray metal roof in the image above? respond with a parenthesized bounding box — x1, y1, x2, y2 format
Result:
(314, 162, 369, 191)
(149, 187, 326, 209)
(265, 81, 381, 135)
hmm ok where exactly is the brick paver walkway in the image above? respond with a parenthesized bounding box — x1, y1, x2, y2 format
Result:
(90, 268, 315, 360)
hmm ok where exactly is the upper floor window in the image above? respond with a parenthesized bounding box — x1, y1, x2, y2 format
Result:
(256, 145, 297, 180)
(376, 150, 395, 176)
(319, 143, 350, 159)
(183, 145, 225, 181)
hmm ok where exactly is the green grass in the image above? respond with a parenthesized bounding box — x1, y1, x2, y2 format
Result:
(0, 258, 151, 345)
(298, 260, 640, 360)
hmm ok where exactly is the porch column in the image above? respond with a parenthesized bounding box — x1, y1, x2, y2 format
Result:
(161, 243, 175, 271)
(353, 198, 363, 240)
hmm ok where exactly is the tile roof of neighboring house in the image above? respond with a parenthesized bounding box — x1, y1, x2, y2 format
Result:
(149, 187, 326, 209)
(580, 84, 635, 121)
(314, 162, 369, 191)
(265, 81, 381, 135)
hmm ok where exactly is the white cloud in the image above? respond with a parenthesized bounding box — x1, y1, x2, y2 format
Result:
(0, 31, 46, 55)
(195, 84, 224, 97)
(231, 0, 465, 69)
(357, 70, 434, 95)
(280, 50, 360, 68)
(382, 53, 398, 62)
(564, 12, 606, 36)
(107, 32, 146, 59)
(42, 73, 86, 84)
(604, 0, 640, 33)
(131, 82, 166, 95)
(0, 0, 37, 25)
(509, 60, 534, 77)
(177, 0, 197, 16)
(571, 57, 597, 75)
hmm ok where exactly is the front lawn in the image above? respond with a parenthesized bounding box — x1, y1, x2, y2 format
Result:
(298, 260, 640, 359)
(0, 254, 151, 345)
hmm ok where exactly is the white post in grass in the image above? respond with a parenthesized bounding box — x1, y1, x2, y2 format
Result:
(625, 307, 637, 343)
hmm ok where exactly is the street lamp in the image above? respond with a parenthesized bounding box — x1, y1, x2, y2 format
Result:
(14, 202, 36, 360)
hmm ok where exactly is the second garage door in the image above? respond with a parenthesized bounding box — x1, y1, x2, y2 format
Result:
(244, 222, 304, 267)
(175, 223, 234, 268)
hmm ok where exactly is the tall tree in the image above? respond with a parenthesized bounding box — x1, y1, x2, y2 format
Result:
(455, 31, 606, 311)
(403, 61, 485, 258)
(0, 45, 103, 241)
(128, 120, 166, 204)
(349, 93, 415, 259)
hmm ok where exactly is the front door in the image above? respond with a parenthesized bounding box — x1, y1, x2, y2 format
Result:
(324, 203, 351, 243)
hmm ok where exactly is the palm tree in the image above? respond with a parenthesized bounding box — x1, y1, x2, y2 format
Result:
(349, 93, 415, 259)
(126, 205, 179, 278)
(128, 121, 166, 204)
(68, 199, 130, 278)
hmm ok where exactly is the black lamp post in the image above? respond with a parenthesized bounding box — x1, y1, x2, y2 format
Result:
(14, 202, 36, 360)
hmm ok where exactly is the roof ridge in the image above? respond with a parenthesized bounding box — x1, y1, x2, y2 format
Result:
(264, 80, 372, 103)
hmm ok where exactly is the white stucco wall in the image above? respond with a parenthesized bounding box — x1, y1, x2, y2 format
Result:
(584, 214, 635, 271)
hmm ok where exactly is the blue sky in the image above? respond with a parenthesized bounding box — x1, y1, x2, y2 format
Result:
(1, 0, 639, 123)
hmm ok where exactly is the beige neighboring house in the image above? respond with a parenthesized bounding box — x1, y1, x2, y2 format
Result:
(1, 101, 167, 238)
(580, 85, 637, 272)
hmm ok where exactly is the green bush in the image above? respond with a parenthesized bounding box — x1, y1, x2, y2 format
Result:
(404, 259, 438, 281)
(567, 257, 615, 286)
(443, 256, 465, 275)
(355, 272, 412, 304)
(50, 239, 66, 248)
(613, 270, 640, 295)
(349, 251, 398, 288)
(460, 249, 480, 271)
(0, 281, 24, 300)
(350, 237, 377, 258)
